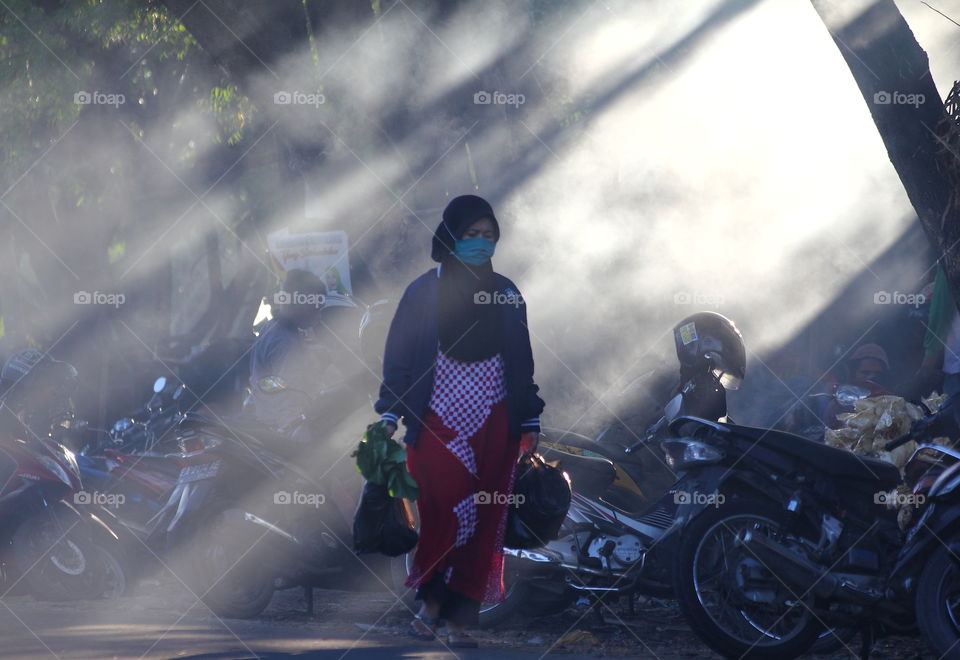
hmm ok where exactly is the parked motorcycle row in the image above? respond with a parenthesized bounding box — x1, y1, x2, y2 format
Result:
(464, 312, 960, 659)
(2, 308, 959, 659)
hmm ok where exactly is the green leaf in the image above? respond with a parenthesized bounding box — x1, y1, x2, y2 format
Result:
(354, 422, 419, 499)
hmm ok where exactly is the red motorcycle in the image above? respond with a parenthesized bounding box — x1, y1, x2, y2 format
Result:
(0, 349, 126, 600)
(0, 416, 124, 600)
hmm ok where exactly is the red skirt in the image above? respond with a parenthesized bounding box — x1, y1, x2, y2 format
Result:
(405, 400, 517, 604)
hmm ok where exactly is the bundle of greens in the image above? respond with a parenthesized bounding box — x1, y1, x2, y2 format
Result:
(352, 422, 419, 501)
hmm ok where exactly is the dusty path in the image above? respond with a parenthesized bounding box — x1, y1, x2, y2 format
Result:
(0, 573, 937, 660)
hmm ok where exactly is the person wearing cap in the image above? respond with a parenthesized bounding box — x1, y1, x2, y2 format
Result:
(374, 194, 544, 647)
(821, 342, 891, 429)
(846, 343, 890, 390)
(249, 269, 338, 437)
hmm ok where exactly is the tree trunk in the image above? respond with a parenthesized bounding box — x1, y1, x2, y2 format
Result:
(810, 0, 960, 301)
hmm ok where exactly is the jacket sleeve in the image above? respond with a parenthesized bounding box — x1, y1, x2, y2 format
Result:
(924, 265, 953, 360)
(374, 282, 419, 426)
(515, 285, 545, 432)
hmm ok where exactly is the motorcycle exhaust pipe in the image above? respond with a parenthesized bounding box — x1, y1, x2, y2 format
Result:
(737, 529, 880, 605)
(565, 579, 630, 594)
(504, 548, 628, 579)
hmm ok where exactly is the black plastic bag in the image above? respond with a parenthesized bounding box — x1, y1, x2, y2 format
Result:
(504, 452, 572, 549)
(353, 481, 418, 557)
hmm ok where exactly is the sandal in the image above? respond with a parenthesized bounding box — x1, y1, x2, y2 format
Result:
(447, 631, 479, 648)
(407, 614, 442, 641)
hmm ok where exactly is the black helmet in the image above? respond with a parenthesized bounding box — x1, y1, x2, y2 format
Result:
(673, 312, 745, 390)
(2, 349, 48, 383)
(1, 349, 78, 397)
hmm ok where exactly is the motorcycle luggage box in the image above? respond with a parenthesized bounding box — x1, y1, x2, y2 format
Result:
(538, 445, 615, 498)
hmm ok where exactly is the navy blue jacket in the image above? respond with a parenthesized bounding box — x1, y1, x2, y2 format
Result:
(375, 267, 544, 446)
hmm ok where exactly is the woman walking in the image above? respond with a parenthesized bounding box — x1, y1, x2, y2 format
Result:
(375, 194, 544, 647)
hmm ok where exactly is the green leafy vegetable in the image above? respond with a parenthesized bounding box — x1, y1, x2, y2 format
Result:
(352, 422, 419, 501)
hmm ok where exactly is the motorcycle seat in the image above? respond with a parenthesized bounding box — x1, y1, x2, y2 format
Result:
(223, 416, 287, 442)
(181, 413, 288, 445)
(729, 424, 901, 486)
(538, 445, 616, 497)
(104, 449, 184, 475)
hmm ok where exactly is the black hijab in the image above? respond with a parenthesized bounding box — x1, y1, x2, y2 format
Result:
(433, 195, 503, 362)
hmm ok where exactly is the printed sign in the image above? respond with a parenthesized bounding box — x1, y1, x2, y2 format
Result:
(266, 228, 352, 300)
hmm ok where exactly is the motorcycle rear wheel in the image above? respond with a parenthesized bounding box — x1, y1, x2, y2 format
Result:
(916, 538, 960, 657)
(672, 500, 823, 659)
(185, 509, 275, 619)
(92, 546, 127, 599)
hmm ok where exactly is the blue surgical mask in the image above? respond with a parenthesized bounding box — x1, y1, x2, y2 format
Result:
(450, 237, 496, 266)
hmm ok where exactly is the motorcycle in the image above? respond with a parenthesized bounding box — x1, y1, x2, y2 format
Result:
(105, 375, 186, 454)
(668, 385, 960, 657)
(389, 312, 743, 628)
(0, 411, 125, 600)
(76, 375, 188, 534)
(147, 410, 355, 615)
(888, 402, 960, 657)
(393, 312, 858, 659)
(392, 421, 681, 629)
(143, 352, 378, 618)
(119, 293, 391, 617)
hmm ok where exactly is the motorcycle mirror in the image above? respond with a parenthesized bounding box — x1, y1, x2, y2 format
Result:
(153, 376, 167, 393)
(258, 375, 289, 394)
(836, 384, 870, 407)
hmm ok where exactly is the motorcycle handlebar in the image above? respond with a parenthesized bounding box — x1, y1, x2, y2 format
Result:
(884, 407, 949, 451)
(884, 432, 914, 452)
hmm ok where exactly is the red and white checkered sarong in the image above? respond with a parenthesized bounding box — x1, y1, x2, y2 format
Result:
(404, 350, 515, 604)
(427, 350, 507, 476)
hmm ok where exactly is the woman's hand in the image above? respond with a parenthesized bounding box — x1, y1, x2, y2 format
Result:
(520, 431, 539, 454)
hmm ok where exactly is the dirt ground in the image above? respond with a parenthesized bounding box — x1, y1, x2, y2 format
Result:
(0, 568, 939, 660)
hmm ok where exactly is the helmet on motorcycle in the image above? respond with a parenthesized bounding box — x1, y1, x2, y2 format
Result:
(2, 348, 48, 384)
(673, 312, 745, 390)
(1, 349, 78, 393)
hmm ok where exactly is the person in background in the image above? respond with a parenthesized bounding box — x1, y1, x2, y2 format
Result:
(821, 343, 891, 429)
(375, 195, 544, 648)
(249, 269, 335, 438)
(915, 265, 960, 397)
(250, 269, 372, 526)
(846, 343, 891, 392)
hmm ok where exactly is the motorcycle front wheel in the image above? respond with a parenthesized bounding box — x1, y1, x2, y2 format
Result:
(672, 500, 822, 659)
(916, 537, 960, 657)
(11, 508, 106, 601)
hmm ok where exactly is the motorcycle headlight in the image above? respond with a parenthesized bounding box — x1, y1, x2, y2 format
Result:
(662, 438, 724, 470)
